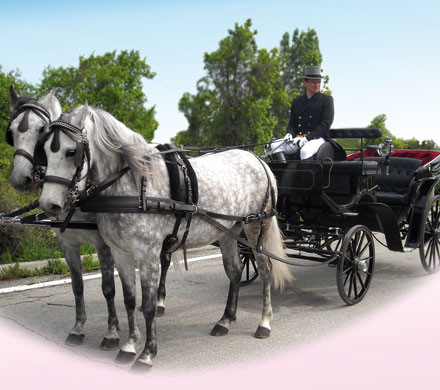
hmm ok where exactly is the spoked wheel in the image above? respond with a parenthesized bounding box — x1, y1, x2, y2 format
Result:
(419, 194, 440, 273)
(238, 241, 258, 286)
(336, 225, 375, 305)
(322, 229, 343, 267)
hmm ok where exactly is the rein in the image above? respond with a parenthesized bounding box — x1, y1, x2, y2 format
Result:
(147, 142, 268, 157)
(41, 121, 284, 264)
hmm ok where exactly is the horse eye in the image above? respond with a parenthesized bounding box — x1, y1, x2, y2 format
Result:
(66, 149, 77, 158)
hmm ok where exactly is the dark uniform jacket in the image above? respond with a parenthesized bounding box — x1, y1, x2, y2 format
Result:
(286, 92, 334, 141)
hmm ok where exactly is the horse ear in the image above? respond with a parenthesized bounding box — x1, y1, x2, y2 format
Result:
(9, 85, 20, 114)
(78, 103, 89, 129)
(40, 87, 62, 119)
(40, 87, 58, 106)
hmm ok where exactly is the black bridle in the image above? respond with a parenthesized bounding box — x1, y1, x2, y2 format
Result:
(6, 102, 52, 166)
(41, 119, 91, 212)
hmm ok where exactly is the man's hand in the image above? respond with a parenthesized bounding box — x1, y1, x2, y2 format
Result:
(283, 133, 293, 142)
(297, 137, 308, 148)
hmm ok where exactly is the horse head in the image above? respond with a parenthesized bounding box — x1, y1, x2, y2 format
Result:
(39, 103, 164, 217)
(39, 104, 91, 218)
(7, 86, 62, 193)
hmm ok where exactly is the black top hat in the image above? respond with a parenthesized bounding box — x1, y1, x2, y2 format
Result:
(302, 66, 324, 80)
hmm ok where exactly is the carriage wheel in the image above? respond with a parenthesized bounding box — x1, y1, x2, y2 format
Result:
(419, 194, 440, 273)
(336, 225, 375, 305)
(323, 230, 343, 267)
(238, 242, 258, 286)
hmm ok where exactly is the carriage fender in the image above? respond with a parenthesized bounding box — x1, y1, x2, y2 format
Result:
(406, 177, 440, 248)
(358, 202, 404, 252)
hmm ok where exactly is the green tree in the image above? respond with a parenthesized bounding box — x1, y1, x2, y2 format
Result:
(366, 114, 393, 145)
(366, 114, 438, 150)
(278, 28, 326, 96)
(38, 50, 158, 140)
(175, 20, 326, 147)
(419, 139, 437, 150)
(176, 20, 279, 146)
(273, 27, 326, 138)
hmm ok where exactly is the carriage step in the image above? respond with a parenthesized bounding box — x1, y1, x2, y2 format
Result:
(342, 212, 359, 217)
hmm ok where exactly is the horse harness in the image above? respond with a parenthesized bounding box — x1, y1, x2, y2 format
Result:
(38, 119, 282, 267)
(6, 100, 52, 167)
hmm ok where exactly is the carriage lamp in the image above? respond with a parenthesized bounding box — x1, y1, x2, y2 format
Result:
(377, 137, 394, 157)
(377, 137, 394, 175)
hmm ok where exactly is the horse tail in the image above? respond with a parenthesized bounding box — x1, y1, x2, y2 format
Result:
(265, 216, 294, 292)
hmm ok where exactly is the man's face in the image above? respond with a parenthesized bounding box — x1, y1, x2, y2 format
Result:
(304, 79, 321, 96)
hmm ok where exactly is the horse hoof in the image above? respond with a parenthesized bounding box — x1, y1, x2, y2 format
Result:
(131, 355, 153, 372)
(254, 326, 271, 339)
(131, 361, 153, 373)
(156, 306, 165, 317)
(65, 333, 85, 346)
(115, 350, 136, 365)
(210, 324, 229, 336)
(100, 337, 120, 351)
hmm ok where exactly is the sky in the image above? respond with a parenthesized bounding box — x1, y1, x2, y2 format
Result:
(1, 0, 439, 145)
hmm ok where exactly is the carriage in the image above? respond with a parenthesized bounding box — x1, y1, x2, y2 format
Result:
(5, 126, 440, 307)
(240, 128, 440, 304)
(4, 90, 440, 369)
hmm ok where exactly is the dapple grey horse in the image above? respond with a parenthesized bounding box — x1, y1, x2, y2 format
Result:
(38, 104, 293, 370)
(7, 87, 120, 349)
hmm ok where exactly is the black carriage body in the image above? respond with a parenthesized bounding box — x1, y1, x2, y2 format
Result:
(266, 129, 440, 304)
(270, 130, 440, 256)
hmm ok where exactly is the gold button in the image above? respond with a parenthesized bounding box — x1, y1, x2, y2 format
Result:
(299, 116, 302, 119)
(298, 124, 301, 127)
(309, 115, 312, 118)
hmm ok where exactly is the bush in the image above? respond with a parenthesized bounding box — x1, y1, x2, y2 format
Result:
(0, 170, 64, 264)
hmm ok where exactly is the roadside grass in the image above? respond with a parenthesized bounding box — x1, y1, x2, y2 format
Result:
(0, 254, 101, 281)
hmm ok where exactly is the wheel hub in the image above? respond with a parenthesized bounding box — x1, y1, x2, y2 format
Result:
(355, 258, 368, 273)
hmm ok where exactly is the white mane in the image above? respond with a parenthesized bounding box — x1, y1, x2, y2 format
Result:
(69, 106, 164, 188)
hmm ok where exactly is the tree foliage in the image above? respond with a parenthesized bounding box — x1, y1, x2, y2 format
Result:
(175, 20, 325, 147)
(336, 113, 438, 151)
(38, 50, 158, 140)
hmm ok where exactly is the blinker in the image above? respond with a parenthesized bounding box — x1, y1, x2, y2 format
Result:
(18, 110, 30, 133)
(50, 130, 60, 153)
(33, 140, 47, 166)
(6, 128, 13, 146)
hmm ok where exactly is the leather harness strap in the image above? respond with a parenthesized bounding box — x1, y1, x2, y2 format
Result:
(42, 131, 278, 263)
(154, 144, 199, 269)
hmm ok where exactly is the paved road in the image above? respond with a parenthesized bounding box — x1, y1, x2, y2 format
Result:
(1, 242, 439, 386)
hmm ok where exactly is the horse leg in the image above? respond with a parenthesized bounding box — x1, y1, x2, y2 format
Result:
(210, 226, 244, 337)
(243, 223, 274, 339)
(137, 248, 169, 315)
(252, 252, 273, 339)
(58, 240, 86, 346)
(157, 249, 171, 317)
(132, 247, 161, 371)
(95, 242, 120, 350)
(112, 250, 140, 365)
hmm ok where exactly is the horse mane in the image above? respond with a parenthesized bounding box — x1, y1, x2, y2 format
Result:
(70, 105, 163, 188)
